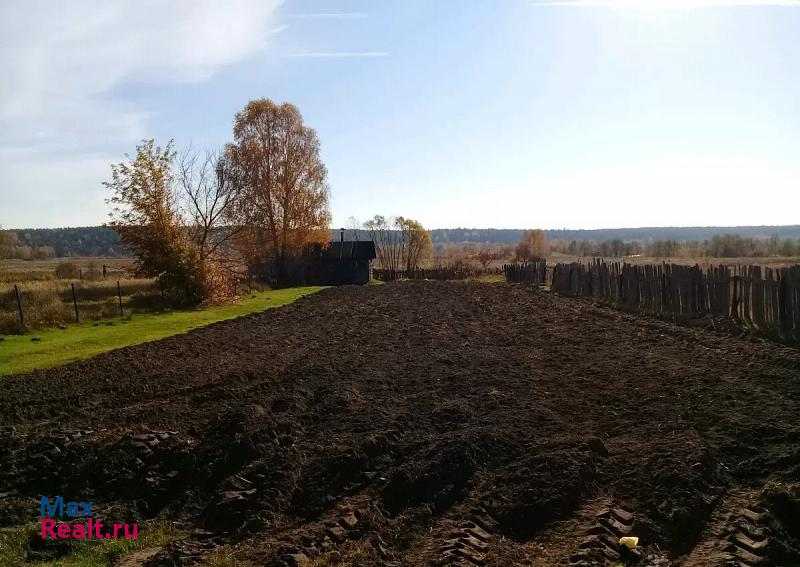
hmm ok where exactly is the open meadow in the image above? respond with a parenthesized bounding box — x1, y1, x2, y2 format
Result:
(0, 258, 135, 283)
(1, 281, 799, 566)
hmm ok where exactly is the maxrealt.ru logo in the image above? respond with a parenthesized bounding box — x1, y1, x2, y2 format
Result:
(40, 497, 138, 540)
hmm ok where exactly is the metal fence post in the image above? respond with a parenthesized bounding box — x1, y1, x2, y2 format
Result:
(117, 281, 124, 318)
(71, 283, 80, 323)
(14, 284, 24, 327)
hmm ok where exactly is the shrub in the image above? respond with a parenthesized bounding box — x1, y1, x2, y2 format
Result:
(85, 261, 103, 280)
(54, 261, 79, 279)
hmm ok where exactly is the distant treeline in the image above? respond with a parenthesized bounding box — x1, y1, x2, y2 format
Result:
(550, 234, 800, 258)
(430, 226, 800, 245)
(0, 227, 128, 259)
(2, 225, 800, 259)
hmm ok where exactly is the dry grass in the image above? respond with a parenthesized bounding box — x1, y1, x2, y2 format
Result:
(0, 278, 158, 335)
(0, 257, 135, 283)
(0, 257, 159, 334)
(198, 547, 254, 567)
(302, 541, 378, 566)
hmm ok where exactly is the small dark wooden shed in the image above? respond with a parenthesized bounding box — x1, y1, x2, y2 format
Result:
(305, 238, 377, 285)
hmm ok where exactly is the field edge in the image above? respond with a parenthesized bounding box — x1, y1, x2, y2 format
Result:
(0, 286, 326, 376)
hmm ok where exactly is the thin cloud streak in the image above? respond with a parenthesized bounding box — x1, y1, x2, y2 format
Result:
(532, 0, 800, 8)
(289, 52, 389, 58)
(289, 12, 367, 19)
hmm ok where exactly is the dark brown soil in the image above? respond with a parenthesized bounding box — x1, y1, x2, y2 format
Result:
(2, 281, 800, 566)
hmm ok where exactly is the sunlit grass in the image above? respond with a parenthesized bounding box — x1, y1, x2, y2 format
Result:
(470, 274, 504, 283)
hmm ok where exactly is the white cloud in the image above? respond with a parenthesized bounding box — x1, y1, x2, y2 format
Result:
(0, 0, 282, 226)
(532, 0, 800, 8)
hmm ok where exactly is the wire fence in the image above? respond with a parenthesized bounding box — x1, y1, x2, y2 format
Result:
(0, 279, 159, 334)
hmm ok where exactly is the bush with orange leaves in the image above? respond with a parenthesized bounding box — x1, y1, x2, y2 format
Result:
(105, 140, 238, 305)
(515, 229, 548, 262)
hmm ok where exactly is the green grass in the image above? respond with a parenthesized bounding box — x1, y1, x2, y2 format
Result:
(470, 274, 504, 283)
(0, 520, 179, 567)
(0, 522, 258, 567)
(0, 287, 324, 376)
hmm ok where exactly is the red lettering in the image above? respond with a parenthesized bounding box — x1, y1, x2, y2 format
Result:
(72, 523, 86, 539)
(40, 519, 56, 539)
(57, 523, 70, 538)
(124, 524, 138, 539)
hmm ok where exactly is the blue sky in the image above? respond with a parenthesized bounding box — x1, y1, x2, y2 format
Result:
(1, 0, 799, 229)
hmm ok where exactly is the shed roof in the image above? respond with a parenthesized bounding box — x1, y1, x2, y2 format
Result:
(317, 240, 376, 260)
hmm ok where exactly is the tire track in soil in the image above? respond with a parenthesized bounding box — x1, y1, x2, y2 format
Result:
(235, 494, 386, 566)
(520, 497, 671, 567)
(402, 505, 500, 567)
(279, 502, 372, 565)
(683, 488, 774, 567)
(568, 499, 637, 566)
(434, 508, 498, 567)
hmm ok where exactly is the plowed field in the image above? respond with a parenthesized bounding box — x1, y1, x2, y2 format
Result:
(2, 281, 800, 566)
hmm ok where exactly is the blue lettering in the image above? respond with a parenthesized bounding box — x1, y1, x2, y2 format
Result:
(39, 497, 94, 517)
(40, 496, 62, 517)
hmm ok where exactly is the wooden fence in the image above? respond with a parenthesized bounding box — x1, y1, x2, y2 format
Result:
(546, 260, 800, 343)
(502, 261, 547, 285)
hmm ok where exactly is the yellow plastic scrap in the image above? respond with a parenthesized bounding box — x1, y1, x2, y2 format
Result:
(619, 536, 639, 549)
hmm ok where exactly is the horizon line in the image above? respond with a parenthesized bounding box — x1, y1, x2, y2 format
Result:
(4, 223, 799, 232)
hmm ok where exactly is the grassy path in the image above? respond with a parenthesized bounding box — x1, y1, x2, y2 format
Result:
(0, 287, 324, 376)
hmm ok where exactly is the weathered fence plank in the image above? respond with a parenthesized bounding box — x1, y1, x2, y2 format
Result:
(503, 261, 547, 285)
(507, 260, 800, 344)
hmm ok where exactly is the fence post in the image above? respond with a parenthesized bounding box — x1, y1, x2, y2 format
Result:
(117, 281, 124, 318)
(14, 284, 24, 327)
(71, 283, 80, 323)
(778, 270, 789, 335)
